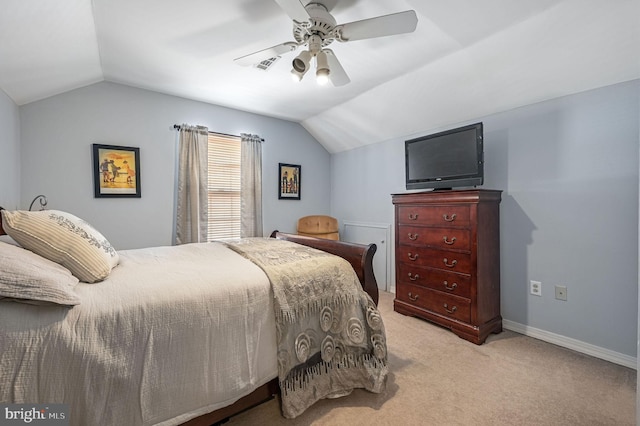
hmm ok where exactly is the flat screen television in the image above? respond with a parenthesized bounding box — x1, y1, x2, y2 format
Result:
(405, 122, 484, 190)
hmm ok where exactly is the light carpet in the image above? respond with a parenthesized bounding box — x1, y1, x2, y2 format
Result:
(227, 291, 636, 425)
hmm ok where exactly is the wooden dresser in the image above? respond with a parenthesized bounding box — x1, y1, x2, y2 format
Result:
(392, 189, 502, 344)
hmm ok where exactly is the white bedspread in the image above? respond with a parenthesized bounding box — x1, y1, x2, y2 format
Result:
(0, 242, 278, 426)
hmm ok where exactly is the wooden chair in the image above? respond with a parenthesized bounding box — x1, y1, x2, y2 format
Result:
(296, 215, 339, 240)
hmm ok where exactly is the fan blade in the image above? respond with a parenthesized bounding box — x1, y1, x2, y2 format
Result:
(234, 42, 298, 66)
(325, 49, 350, 87)
(336, 10, 418, 42)
(273, 0, 310, 23)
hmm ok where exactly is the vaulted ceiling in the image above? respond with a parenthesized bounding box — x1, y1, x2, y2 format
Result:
(1, 0, 638, 153)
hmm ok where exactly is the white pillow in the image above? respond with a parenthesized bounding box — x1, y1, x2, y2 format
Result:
(0, 241, 80, 306)
(1, 210, 119, 283)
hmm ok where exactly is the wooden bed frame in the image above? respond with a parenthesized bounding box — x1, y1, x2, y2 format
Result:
(0, 213, 379, 425)
(0, 206, 6, 235)
(181, 231, 379, 426)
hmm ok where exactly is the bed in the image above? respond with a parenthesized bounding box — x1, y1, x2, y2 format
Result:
(0, 209, 386, 426)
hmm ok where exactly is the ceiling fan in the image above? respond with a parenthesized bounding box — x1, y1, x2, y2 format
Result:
(234, 0, 418, 86)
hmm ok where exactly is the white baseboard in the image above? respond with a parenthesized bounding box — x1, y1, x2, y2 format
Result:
(502, 319, 637, 370)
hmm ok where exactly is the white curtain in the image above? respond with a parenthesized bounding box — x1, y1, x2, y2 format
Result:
(176, 124, 209, 244)
(240, 133, 263, 237)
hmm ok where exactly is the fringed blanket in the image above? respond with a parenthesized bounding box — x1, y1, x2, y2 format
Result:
(224, 238, 388, 418)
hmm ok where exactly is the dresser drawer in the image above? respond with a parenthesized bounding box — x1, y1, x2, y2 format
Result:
(398, 246, 472, 273)
(396, 283, 471, 323)
(398, 225, 471, 251)
(397, 263, 471, 298)
(397, 205, 470, 227)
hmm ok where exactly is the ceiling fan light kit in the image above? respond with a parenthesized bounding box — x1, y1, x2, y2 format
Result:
(292, 50, 312, 73)
(315, 50, 330, 85)
(235, 0, 418, 87)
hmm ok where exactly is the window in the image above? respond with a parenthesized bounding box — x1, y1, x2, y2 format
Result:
(207, 133, 241, 240)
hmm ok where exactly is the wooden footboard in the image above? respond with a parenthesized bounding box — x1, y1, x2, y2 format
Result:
(181, 232, 380, 426)
(269, 231, 379, 305)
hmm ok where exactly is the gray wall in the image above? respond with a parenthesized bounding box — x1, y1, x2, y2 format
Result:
(0, 89, 20, 209)
(4, 78, 638, 361)
(17, 82, 331, 249)
(331, 79, 639, 358)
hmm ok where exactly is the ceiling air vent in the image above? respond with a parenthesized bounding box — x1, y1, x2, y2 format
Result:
(255, 56, 280, 71)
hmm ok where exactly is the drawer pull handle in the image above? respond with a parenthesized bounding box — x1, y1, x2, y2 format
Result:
(443, 303, 457, 314)
(408, 292, 419, 302)
(408, 233, 418, 240)
(408, 273, 420, 281)
(443, 258, 457, 268)
(443, 236, 456, 245)
(408, 253, 419, 261)
(443, 281, 458, 291)
(408, 213, 419, 220)
(443, 213, 457, 222)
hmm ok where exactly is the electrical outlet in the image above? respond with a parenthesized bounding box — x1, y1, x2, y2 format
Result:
(530, 280, 542, 296)
(555, 285, 567, 301)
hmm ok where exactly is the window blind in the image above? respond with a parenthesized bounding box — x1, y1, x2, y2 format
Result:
(207, 133, 241, 240)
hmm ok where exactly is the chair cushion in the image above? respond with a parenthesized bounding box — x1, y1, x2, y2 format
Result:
(297, 215, 339, 240)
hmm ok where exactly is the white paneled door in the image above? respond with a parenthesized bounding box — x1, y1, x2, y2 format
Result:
(342, 222, 391, 292)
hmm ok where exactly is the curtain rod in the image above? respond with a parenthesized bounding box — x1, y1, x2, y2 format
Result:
(173, 124, 264, 142)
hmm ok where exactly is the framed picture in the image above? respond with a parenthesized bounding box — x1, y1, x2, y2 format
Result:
(92, 144, 141, 198)
(278, 163, 301, 200)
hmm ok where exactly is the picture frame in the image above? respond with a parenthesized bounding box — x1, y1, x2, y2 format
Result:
(278, 163, 301, 200)
(92, 144, 141, 198)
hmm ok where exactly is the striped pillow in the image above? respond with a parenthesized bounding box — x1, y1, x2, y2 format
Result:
(1, 210, 119, 283)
